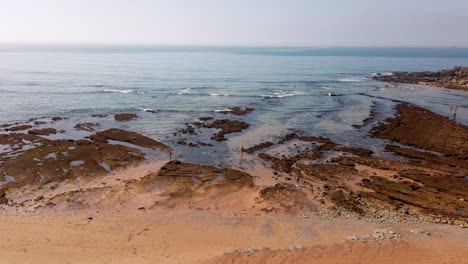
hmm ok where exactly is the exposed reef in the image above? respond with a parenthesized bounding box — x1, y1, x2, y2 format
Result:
(373, 66, 468, 91)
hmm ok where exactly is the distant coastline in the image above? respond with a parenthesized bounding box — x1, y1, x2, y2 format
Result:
(1, 44, 468, 58)
(374, 66, 468, 91)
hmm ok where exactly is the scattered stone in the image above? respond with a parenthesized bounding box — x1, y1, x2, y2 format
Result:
(5, 125, 32, 132)
(202, 119, 249, 141)
(45, 202, 56, 207)
(197, 142, 214, 147)
(179, 125, 197, 135)
(0, 190, 8, 204)
(125, 160, 254, 198)
(33, 196, 44, 202)
(92, 114, 108, 118)
(243, 141, 274, 154)
(328, 190, 363, 214)
(198, 117, 213, 121)
(177, 139, 188, 145)
(114, 113, 137, 121)
(90, 128, 169, 151)
(74, 123, 99, 132)
(287, 245, 304, 251)
(28, 128, 57, 136)
(219, 107, 255, 116)
(259, 183, 316, 213)
(34, 121, 48, 125)
(51, 117, 67, 122)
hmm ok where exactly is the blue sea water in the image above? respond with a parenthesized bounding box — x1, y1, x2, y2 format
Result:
(0, 46, 467, 165)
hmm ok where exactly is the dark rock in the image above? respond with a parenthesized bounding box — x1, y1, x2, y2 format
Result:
(5, 125, 32, 132)
(51, 117, 66, 122)
(259, 183, 316, 213)
(371, 103, 468, 158)
(243, 142, 274, 154)
(114, 113, 138, 121)
(202, 119, 249, 141)
(92, 114, 108, 118)
(198, 116, 214, 121)
(218, 107, 255, 116)
(28, 128, 58, 136)
(74, 123, 99, 132)
(0, 190, 8, 204)
(90, 128, 169, 151)
(34, 121, 48, 125)
(373, 67, 468, 91)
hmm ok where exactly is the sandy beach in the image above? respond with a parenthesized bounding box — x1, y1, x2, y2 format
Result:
(1, 208, 466, 264)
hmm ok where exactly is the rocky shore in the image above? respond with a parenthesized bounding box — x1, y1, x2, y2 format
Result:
(373, 66, 468, 91)
(0, 102, 467, 263)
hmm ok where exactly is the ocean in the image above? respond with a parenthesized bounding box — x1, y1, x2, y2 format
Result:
(1, 46, 467, 165)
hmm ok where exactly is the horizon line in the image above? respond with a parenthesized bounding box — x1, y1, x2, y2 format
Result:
(0, 42, 467, 50)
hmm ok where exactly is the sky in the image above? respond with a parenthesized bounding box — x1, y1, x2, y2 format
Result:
(1, 0, 467, 47)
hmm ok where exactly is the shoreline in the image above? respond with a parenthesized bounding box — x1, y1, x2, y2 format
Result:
(0, 100, 467, 263)
(373, 66, 468, 91)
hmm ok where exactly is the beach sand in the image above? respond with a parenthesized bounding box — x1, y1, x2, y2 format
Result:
(0, 206, 466, 263)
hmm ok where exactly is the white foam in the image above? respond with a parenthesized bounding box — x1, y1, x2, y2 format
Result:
(214, 108, 232, 113)
(177, 88, 193, 95)
(137, 108, 157, 113)
(260, 90, 305, 98)
(103, 89, 136, 94)
(209, 93, 229, 97)
(338, 77, 363, 83)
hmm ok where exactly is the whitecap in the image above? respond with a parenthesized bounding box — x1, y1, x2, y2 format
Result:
(338, 77, 363, 83)
(177, 88, 193, 95)
(214, 108, 233, 113)
(137, 108, 157, 113)
(260, 90, 305, 98)
(103, 89, 136, 94)
(209, 93, 229, 97)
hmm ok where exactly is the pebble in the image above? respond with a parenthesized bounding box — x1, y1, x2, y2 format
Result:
(287, 245, 304, 251)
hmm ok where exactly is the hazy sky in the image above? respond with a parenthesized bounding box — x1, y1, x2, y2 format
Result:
(1, 0, 467, 47)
